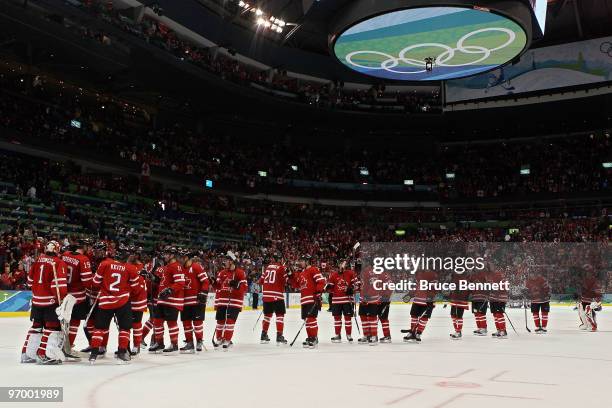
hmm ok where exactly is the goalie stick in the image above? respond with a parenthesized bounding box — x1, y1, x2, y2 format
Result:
(50, 261, 76, 355)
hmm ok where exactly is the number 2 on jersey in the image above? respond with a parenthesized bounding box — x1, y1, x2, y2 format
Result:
(109, 273, 122, 292)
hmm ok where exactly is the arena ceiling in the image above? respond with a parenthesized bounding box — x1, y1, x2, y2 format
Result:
(195, 0, 612, 54)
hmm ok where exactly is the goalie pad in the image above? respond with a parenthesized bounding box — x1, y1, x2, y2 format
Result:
(55, 294, 77, 322)
(25, 331, 42, 360)
(585, 305, 597, 331)
(46, 331, 66, 362)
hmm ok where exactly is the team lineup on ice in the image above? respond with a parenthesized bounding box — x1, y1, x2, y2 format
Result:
(1, 240, 609, 407)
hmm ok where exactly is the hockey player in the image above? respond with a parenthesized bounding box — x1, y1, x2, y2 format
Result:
(180, 250, 210, 353)
(213, 253, 247, 350)
(259, 253, 290, 345)
(21, 240, 68, 365)
(290, 254, 326, 348)
(404, 269, 438, 343)
(449, 272, 470, 340)
(150, 247, 185, 355)
(377, 269, 392, 343)
(81, 241, 108, 357)
(142, 253, 165, 354)
(489, 266, 509, 339)
(578, 266, 602, 332)
(526, 271, 551, 333)
(471, 268, 490, 336)
(326, 259, 358, 343)
(127, 247, 147, 355)
(357, 261, 381, 345)
(88, 245, 140, 364)
(60, 239, 93, 358)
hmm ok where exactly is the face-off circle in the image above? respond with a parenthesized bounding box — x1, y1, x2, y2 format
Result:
(333, 6, 528, 81)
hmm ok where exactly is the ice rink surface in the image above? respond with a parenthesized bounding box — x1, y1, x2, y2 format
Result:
(1, 305, 611, 408)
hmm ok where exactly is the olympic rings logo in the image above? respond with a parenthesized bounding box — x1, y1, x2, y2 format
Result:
(344, 27, 517, 75)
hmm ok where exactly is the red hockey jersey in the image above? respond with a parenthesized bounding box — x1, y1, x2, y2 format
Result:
(157, 261, 186, 310)
(215, 268, 247, 309)
(93, 259, 140, 310)
(360, 268, 382, 304)
(488, 269, 508, 303)
(129, 263, 148, 312)
(61, 252, 93, 304)
(326, 269, 358, 304)
(412, 270, 438, 305)
(290, 265, 326, 305)
(259, 263, 288, 302)
(28, 255, 68, 307)
(526, 275, 551, 303)
(183, 262, 210, 306)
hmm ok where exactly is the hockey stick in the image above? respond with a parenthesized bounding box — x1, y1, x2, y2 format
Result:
(504, 311, 519, 336)
(290, 301, 319, 347)
(524, 299, 531, 333)
(351, 299, 361, 335)
(252, 310, 263, 332)
(84, 292, 101, 324)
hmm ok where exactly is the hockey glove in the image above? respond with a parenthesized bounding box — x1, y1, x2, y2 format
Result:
(159, 288, 173, 300)
(197, 291, 208, 304)
(346, 287, 354, 296)
(228, 279, 239, 289)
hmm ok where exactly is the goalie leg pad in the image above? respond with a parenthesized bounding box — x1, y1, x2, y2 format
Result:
(26, 331, 43, 360)
(46, 331, 67, 362)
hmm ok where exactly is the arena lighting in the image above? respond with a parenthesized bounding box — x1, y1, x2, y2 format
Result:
(204, 180, 213, 188)
(329, 0, 538, 81)
(238, 1, 285, 33)
(359, 167, 369, 176)
(603, 162, 612, 168)
(290, 165, 298, 171)
(395, 229, 407, 236)
(258, 170, 267, 177)
(446, 172, 456, 179)
(520, 165, 530, 175)
(404, 179, 414, 185)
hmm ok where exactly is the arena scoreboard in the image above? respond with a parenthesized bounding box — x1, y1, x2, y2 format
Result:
(330, 0, 545, 81)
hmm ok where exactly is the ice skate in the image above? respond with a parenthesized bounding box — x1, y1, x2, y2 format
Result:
(379, 336, 392, 343)
(115, 349, 131, 364)
(260, 332, 271, 344)
(148, 342, 165, 354)
(331, 335, 342, 343)
(222, 340, 233, 351)
(20, 353, 36, 364)
(36, 354, 61, 365)
(450, 331, 462, 340)
(63, 348, 81, 362)
(162, 344, 179, 355)
(473, 328, 487, 336)
(403, 331, 415, 342)
(180, 341, 195, 354)
(276, 334, 288, 345)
